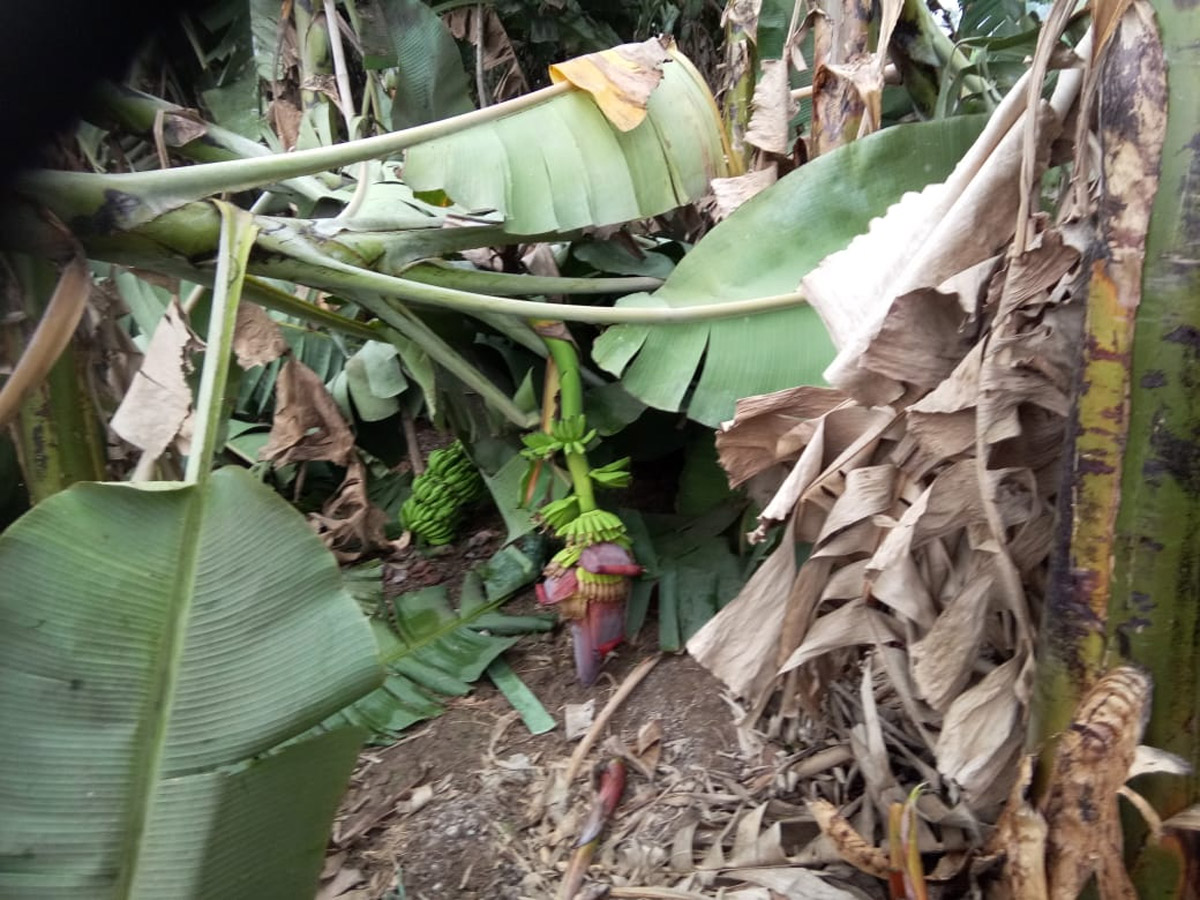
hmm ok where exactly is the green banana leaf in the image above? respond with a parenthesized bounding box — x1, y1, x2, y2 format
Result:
(592, 115, 987, 427)
(356, 0, 475, 129)
(0, 466, 383, 898)
(324, 568, 553, 740)
(403, 50, 731, 234)
(621, 506, 749, 651)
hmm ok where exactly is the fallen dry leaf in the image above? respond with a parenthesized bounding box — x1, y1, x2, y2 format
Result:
(308, 456, 388, 562)
(315, 866, 363, 900)
(934, 656, 1025, 810)
(110, 299, 202, 458)
(729, 866, 866, 899)
(565, 700, 596, 742)
(635, 719, 664, 774)
(259, 358, 355, 466)
(728, 803, 789, 868)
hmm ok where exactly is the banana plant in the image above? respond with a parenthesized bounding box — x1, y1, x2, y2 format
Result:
(1029, 0, 1200, 890)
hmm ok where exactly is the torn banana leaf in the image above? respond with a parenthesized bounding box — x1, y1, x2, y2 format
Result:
(592, 115, 986, 427)
(323, 569, 552, 740)
(0, 467, 382, 896)
(403, 42, 730, 234)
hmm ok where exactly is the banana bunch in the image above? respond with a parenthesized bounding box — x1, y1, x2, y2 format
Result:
(399, 441, 486, 545)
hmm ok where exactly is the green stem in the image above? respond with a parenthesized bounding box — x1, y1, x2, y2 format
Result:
(544, 334, 595, 513)
(242, 277, 381, 342)
(564, 450, 596, 514)
(251, 230, 809, 324)
(337, 263, 808, 325)
(22, 81, 573, 206)
(400, 262, 663, 296)
(544, 336, 583, 420)
(88, 85, 331, 202)
(185, 203, 258, 485)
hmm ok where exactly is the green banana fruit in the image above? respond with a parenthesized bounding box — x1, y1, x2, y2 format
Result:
(400, 440, 486, 546)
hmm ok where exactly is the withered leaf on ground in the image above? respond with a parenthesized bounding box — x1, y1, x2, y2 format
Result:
(259, 358, 355, 466)
(935, 656, 1025, 810)
(309, 456, 387, 562)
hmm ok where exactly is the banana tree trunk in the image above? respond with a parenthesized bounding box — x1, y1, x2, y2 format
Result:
(1032, 0, 1199, 893)
(1114, 0, 1200, 889)
(1, 256, 107, 501)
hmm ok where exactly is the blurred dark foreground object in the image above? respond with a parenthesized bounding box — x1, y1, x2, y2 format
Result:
(0, 0, 201, 185)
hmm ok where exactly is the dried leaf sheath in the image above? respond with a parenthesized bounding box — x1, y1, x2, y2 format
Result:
(1042, 667, 1150, 900)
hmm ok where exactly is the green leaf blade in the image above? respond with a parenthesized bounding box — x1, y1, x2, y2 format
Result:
(0, 468, 382, 897)
(403, 54, 731, 234)
(357, 0, 475, 129)
(601, 115, 987, 425)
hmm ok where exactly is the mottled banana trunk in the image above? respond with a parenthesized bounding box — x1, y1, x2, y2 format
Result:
(1031, 0, 1200, 893)
(719, 1, 759, 171)
(1114, 0, 1200, 888)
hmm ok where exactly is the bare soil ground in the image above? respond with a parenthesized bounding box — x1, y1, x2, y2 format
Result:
(320, 568, 748, 900)
(315, 518, 896, 900)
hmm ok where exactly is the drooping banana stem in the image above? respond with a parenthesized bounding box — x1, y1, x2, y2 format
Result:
(542, 329, 596, 515)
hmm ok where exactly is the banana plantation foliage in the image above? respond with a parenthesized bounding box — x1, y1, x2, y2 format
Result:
(0, 0, 1198, 897)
